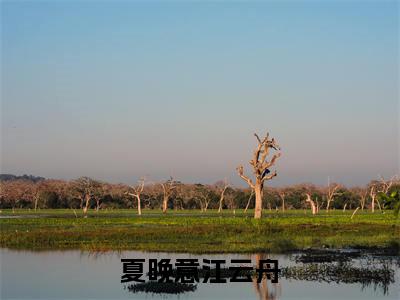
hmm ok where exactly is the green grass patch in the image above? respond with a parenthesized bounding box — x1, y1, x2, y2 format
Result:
(1, 209, 399, 253)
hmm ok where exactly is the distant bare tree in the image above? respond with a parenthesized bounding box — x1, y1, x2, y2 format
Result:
(94, 183, 109, 212)
(33, 182, 42, 211)
(315, 196, 322, 213)
(161, 177, 176, 213)
(237, 132, 281, 219)
(369, 184, 378, 213)
(351, 207, 360, 219)
(352, 187, 368, 211)
(70, 177, 101, 217)
(194, 184, 214, 212)
(379, 175, 397, 194)
(224, 188, 237, 212)
(217, 179, 229, 213)
(244, 190, 255, 213)
(325, 179, 340, 212)
(278, 191, 286, 212)
(368, 176, 397, 213)
(305, 193, 317, 215)
(127, 177, 145, 216)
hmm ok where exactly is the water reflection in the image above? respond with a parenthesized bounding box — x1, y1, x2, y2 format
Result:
(1, 249, 399, 299)
(282, 261, 394, 295)
(252, 278, 280, 300)
(119, 251, 397, 298)
(252, 253, 280, 300)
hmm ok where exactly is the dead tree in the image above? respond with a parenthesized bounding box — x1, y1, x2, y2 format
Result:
(351, 207, 360, 219)
(368, 176, 397, 213)
(370, 185, 377, 213)
(244, 190, 255, 213)
(278, 191, 286, 212)
(127, 177, 145, 216)
(353, 187, 368, 211)
(325, 179, 340, 212)
(379, 175, 397, 194)
(94, 183, 108, 212)
(217, 179, 229, 213)
(33, 182, 44, 211)
(237, 132, 281, 219)
(369, 183, 384, 212)
(315, 197, 321, 214)
(71, 177, 101, 218)
(161, 177, 176, 213)
(305, 193, 317, 215)
(194, 184, 213, 212)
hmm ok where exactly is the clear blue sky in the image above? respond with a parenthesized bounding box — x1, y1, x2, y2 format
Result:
(1, 1, 398, 186)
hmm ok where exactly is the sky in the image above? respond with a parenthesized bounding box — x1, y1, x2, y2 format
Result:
(1, 0, 399, 187)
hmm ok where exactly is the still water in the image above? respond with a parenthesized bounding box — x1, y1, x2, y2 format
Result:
(1, 249, 399, 299)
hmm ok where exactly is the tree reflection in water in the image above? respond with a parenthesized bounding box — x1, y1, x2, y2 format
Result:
(253, 253, 280, 300)
(117, 252, 397, 298)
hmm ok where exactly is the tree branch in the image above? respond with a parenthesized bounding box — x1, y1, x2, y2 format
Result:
(236, 166, 255, 188)
(262, 170, 277, 182)
(262, 152, 282, 170)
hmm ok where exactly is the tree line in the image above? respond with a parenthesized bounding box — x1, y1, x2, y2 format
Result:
(1, 174, 398, 216)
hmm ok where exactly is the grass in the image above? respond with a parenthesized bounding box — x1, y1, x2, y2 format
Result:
(0, 209, 399, 253)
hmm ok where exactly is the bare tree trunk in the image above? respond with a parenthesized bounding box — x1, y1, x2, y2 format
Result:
(376, 197, 382, 211)
(351, 207, 360, 219)
(279, 192, 285, 212)
(136, 195, 142, 216)
(358, 189, 368, 211)
(162, 195, 168, 213)
(370, 186, 375, 213)
(128, 178, 145, 216)
(95, 198, 101, 212)
(369, 184, 380, 213)
(83, 194, 90, 218)
(34, 196, 38, 211)
(343, 203, 347, 212)
(202, 198, 210, 212)
(325, 179, 340, 212)
(161, 177, 176, 214)
(218, 182, 229, 213)
(244, 190, 254, 213)
(254, 182, 263, 219)
(306, 194, 316, 215)
(372, 197, 375, 212)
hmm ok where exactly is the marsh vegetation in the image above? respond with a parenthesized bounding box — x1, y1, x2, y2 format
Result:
(1, 209, 398, 253)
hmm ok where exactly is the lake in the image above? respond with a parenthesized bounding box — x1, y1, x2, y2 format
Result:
(1, 249, 399, 299)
